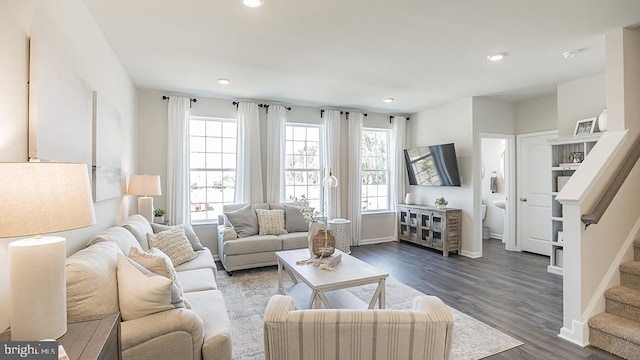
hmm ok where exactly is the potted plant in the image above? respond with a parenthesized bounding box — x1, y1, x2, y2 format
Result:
(434, 197, 448, 210)
(153, 208, 166, 224)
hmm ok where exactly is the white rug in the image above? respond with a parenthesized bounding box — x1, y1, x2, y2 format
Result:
(216, 267, 523, 360)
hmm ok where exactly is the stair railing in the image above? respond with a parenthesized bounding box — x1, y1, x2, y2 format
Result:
(582, 135, 640, 227)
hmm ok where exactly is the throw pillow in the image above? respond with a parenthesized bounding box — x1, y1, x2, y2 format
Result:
(122, 214, 154, 250)
(151, 223, 204, 251)
(256, 209, 288, 235)
(283, 203, 309, 232)
(129, 247, 191, 309)
(224, 204, 259, 238)
(116, 254, 186, 321)
(146, 225, 198, 267)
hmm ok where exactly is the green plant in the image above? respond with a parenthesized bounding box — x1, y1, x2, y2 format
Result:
(154, 208, 166, 217)
(289, 195, 319, 223)
(434, 197, 448, 207)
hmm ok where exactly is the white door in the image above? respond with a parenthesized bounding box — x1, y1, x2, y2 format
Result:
(517, 131, 557, 256)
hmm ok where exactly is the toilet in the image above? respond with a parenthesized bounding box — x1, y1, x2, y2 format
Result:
(481, 204, 490, 240)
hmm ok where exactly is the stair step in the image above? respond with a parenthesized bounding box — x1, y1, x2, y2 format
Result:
(621, 261, 640, 291)
(589, 312, 640, 359)
(606, 286, 640, 322)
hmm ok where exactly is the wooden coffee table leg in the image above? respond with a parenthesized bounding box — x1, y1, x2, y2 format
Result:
(277, 258, 284, 294)
(368, 277, 387, 309)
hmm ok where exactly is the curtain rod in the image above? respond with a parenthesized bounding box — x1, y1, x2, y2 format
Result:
(231, 101, 292, 112)
(389, 115, 411, 124)
(162, 95, 197, 108)
(320, 109, 368, 119)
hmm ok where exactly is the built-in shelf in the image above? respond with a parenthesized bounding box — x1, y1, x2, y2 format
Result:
(547, 133, 601, 276)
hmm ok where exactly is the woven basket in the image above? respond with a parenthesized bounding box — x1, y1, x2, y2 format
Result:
(312, 230, 335, 257)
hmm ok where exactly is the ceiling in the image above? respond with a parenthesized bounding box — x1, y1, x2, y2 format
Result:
(82, 0, 640, 114)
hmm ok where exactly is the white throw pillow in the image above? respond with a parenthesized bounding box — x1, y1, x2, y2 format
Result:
(256, 209, 288, 235)
(146, 225, 197, 266)
(116, 254, 186, 321)
(128, 247, 191, 309)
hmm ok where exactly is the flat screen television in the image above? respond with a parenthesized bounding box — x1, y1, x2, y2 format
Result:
(404, 143, 462, 186)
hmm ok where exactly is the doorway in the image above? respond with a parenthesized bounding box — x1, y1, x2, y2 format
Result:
(478, 133, 516, 252)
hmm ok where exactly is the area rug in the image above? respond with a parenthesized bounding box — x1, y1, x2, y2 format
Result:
(216, 267, 522, 360)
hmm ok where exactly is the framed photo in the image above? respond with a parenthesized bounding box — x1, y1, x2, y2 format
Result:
(574, 117, 597, 135)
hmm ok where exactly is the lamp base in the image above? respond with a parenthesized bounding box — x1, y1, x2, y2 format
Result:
(138, 197, 154, 222)
(9, 236, 67, 340)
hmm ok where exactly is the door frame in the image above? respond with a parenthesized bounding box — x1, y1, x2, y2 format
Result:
(516, 130, 558, 253)
(477, 133, 517, 252)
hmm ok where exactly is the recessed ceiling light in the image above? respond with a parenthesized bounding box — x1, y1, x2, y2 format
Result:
(487, 53, 507, 62)
(243, 0, 264, 7)
(383, 98, 394, 103)
(562, 49, 581, 59)
(217, 78, 231, 85)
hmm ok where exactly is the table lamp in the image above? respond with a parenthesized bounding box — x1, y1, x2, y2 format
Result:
(127, 174, 161, 222)
(0, 162, 96, 340)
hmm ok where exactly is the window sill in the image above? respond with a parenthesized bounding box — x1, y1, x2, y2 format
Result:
(362, 210, 396, 216)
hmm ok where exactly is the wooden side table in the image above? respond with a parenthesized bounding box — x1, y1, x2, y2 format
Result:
(1, 312, 121, 360)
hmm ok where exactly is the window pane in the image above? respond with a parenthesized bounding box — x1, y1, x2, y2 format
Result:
(189, 117, 237, 222)
(284, 123, 323, 212)
(360, 129, 390, 212)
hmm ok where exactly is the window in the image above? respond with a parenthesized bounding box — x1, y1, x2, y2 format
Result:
(361, 128, 390, 212)
(189, 116, 237, 222)
(284, 124, 322, 212)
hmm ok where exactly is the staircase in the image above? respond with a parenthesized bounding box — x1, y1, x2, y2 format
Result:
(589, 239, 640, 359)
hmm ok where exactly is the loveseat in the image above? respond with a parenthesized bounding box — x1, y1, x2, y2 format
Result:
(217, 203, 309, 274)
(65, 214, 231, 360)
(263, 295, 454, 360)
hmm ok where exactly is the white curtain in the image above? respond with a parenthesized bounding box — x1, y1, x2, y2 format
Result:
(235, 102, 264, 204)
(348, 112, 364, 246)
(167, 96, 191, 225)
(324, 109, 341, 220)
(266, 105, 286, 203)
(390, 116, 407, 211)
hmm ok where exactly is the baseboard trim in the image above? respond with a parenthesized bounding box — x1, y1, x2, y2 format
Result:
(360, 237, 395, 245)
(460, 250, 482, 258)
(489, 232, 503, 240)
(559, 320, 588, 347)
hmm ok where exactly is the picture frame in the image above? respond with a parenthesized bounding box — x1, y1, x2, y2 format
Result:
(573, 117, 597, 135)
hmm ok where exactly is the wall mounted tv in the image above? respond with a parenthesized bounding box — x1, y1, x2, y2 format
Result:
(404, 143, 462, 186)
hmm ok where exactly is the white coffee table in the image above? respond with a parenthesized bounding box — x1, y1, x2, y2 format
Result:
(276, 248, 388, 309)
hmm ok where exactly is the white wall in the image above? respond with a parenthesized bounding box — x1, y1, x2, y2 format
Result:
(557, 73, 606, 136)
(408, 98, 476, 255)
(0, 0, 136, 332)
(515, 93, 557, 134)
(136, 89, 398, 256)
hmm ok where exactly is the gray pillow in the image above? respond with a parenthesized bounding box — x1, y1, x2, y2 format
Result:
(151, 223, 204, 251)
(224, 204, 259, 237)
(283, 203, 309, 232)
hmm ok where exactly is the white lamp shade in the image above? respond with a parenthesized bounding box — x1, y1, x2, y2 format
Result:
(0, 162, 96, 237)
(128, 175, 162, 196)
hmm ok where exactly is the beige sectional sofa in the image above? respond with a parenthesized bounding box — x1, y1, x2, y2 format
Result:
(217, 203, 309, 274)
(65, 215, 231, 360)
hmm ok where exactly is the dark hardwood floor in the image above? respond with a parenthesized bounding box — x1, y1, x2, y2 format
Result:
(350, 239, 620, 360)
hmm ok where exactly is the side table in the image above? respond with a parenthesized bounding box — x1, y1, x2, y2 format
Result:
(1, 312, 121, 360)
(328, 219, 352, 254)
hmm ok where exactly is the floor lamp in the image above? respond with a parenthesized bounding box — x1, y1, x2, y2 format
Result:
(128, 174, 162, 222)
(322, 167, 339, 220)
(0, 162, 96, 340)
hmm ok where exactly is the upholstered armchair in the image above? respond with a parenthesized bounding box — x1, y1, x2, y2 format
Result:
(263, 294, 454, 360)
